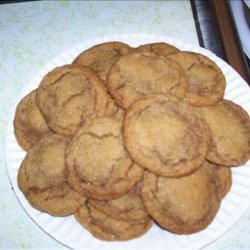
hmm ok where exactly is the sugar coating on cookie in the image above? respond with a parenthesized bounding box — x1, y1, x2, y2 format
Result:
(168, 51, 226, 106)
(89, 182, 149, 222)
(65, 117, 144, 200)
(37, 64, 108, 136)
(141, 161, 221, 234)
(123, 94, 211, 177)
(75, 201, 152, 241)
(14, 89, 50, 151)
(18, 133, 85, 216)
(107, 52, 187, 109)
(136, 42, 179, 56)
(73, 42, 133, 82)
(200, 99, 250, 166)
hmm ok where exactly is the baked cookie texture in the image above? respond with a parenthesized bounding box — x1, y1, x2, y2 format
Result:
(200, 100, 250, 166)
(37, 64, 108, 136)
(72, 42, 133, 82)
(136, 42, 179, 56)
(141, 161, 221, 234)
(18, 133, 85, 216)
(14, 89, 50, 151)
(75, 201, 152, 241)
(123, 94, 211, 177)
(89, 182, 149, 222)
(65, 117, 144, 200)
(107, 52, 187, 109)
(168, 51, 226, 106)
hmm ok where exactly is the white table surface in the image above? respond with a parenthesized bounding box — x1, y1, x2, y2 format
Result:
(0, 1, 250, 249)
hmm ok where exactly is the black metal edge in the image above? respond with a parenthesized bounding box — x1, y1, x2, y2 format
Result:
(0, 0, 38, 4)
(190, 0, 227, 61)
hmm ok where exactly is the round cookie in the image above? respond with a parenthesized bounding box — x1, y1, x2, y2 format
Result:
(65, 117, 144, 200)
(75, 201, 152, 241)
(37, 64, 108, 136)
(141, 161, 221, 234)
(123, 94, 211, 177)
(14, 89, 50, 151)
(136, 42, 179, 56)
(107, 51, 187, 109)
(89, 182, 149, 222)
(18, 133, 85, 216)
(168, 51, 226, 106)
(72, 42, 133, 82)
(200, 99, 250, 166)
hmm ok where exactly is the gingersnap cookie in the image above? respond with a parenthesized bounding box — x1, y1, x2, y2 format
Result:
(123, 94, 211, 177)
(75, 201, 152, 241)
(167, 51, 226, 106)
(18, 133, 85, 216)
(72, 42, 133, 82)
(37, 64, 108, 136)
(141, 161, 221, 234)
(65, 117, 144, 200)
(14, 89, 50, 151)
(136, 42, 179, 56)
(211, 164, 232, 199)
(200, 99, 250, 166)
(107, 52, 187, 109)
(89, 182, 149, 222)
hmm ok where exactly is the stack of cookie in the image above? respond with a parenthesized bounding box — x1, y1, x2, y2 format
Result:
(14, 41, 250, 241)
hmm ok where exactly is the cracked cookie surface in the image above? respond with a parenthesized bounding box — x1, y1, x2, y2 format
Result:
(72, 42, 133, 82)
(141, 161, 221, 234)
(14, 89, 50, 151)
(75, 200, 152, 241)
(37, 64, 108, 136)
(89, 182, 149, 222)
(200, 99, 250, 166)
(123, 94, 211, 177)
(65, 117, 144, 200)
(18, 133, 85, 216)
(168, 51, 226, 106)
(107, 52, 187, 109)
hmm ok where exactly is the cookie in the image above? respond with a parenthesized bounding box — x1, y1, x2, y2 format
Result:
(72, 42, 133, 82)
(136, 42, 179, 56)
(200, 99, 250, 166)
(37, 64, 108, 136)
(75, 201, 152, 241)
(14, 89, 50, 151)
(141, 161, 221, 234)
(168, 51, 226, 106)
(18, 133, 85, 216)
(89, 182, 149, 222)
(107, 51, 187, 109)
(123, 94, 211, 177)
(211, 164, 232, 199)
(65, 117, 144, 200)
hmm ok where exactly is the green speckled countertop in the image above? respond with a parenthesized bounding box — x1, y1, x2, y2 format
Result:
(0, 1, 250, 249)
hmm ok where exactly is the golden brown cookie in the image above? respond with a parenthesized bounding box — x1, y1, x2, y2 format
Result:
(168, 51, 226, 106)
(89, 182, 149, 222)
(136, 42, 179, 56)
(75, 201, 152, 241)
(200, 99, 250, 166)
(18, 133, 85, 216)
(37, 64, 108, 136)
(211, 164, 232, 199)
(141, 161, 221, 234)
(14, 89, 50, 151)
(123, 94, 211, 177)
(65, 117, 144, 200)
(107, 52, 187, 109)
(72, 42, 133, 82)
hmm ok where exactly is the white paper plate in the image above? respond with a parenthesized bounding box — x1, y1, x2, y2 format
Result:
(4, 34, 250, 250)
